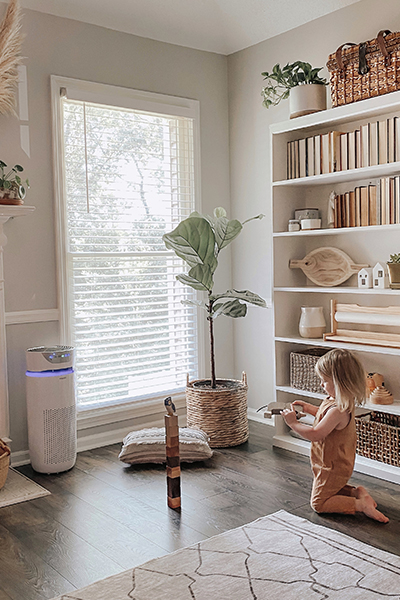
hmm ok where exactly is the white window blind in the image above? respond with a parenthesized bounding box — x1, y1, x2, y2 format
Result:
(58, 88, 199, 410)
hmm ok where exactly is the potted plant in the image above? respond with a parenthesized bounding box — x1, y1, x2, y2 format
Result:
(0, 161, 29, 205)
(163, 207, 266, 447)
(387, 253, 400, 289)
(261, 61, 327, 119)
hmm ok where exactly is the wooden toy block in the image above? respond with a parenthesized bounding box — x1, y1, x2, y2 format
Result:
(166, 434, 179, 447)
(167, 466, 181, 478)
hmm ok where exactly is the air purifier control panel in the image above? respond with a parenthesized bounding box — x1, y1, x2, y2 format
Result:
(26, 346, 75, 372)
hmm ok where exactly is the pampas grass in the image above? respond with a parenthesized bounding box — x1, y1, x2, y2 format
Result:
(0, 0, 23, 115)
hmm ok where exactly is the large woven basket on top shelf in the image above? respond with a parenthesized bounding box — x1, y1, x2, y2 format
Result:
(0, 439, 10, 489)
(186, 372, 248, 448)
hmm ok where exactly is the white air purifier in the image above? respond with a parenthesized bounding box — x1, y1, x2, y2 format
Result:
(26, 346, 77, 473)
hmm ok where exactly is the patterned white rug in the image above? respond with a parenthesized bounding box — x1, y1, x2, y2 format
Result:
(0, 467, 50, 508)
(51, 509, 400, 599)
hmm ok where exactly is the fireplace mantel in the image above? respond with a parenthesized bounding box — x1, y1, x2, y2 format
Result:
(0, 205, 35, 441)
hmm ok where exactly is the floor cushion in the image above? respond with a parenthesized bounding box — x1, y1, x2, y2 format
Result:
(118, 427, 213, 464)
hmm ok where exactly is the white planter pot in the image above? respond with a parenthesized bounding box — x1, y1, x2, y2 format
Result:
(289, 84, 327, 119)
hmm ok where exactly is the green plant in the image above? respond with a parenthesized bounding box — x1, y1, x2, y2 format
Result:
(0, 160, 29, 199)
(261, 61, 327, 109)
(163, 207, 266, 389)
(388, 253, 400, 263)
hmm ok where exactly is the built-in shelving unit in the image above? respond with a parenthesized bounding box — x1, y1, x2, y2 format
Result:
(270, 90, 400, 485)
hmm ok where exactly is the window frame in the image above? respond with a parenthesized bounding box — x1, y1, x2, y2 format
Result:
(51, 75, 204, 425)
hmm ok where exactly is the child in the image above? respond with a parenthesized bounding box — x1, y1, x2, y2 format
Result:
(282, 348, 389, 523)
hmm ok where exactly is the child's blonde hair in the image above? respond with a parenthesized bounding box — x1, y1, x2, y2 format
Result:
(315, 349, 366, 411)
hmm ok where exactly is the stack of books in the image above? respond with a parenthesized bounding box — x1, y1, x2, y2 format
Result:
(334, 176, 400, 228)
(287, 117, 400, 179)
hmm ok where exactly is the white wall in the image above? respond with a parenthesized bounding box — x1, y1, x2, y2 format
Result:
(0, 6, 233, 453)
(228, 0, 400, 412)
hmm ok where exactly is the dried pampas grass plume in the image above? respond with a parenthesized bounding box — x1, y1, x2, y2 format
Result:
(0, 0, 23, 115)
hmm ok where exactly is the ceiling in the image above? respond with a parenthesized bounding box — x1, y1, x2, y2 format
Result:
(16, 0, 362, 55)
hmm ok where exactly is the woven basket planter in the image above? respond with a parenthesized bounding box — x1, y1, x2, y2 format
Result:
(186, 373, 248, 448)
(0, 439, 10, 490)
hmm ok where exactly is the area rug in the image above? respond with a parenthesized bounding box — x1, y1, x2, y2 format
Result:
(0, 467, 50, 508)
(51, 509, 400, 599)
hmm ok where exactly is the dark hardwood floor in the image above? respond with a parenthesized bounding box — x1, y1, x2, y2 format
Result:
(0, 420, 399, 599)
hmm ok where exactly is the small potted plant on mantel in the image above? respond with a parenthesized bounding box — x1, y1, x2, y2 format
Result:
(163, 207, 266, 448)
(261, 61, 328, 119)
(387, 253, 400, 289)
(0, 160, 29, 205)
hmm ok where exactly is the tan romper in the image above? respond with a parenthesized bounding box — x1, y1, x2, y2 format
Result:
(310, 397, 357, 514)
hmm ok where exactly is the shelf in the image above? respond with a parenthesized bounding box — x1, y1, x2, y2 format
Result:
(272, 433, 400, 485)
(276, 385, 400, 415)
(273, 161, 400, 188)
(274, 286, 400, 294)
(275, 335, 400, 356)
(273, 223, 400, 237)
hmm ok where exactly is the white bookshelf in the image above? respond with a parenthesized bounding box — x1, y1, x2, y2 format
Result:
(270, 91, 400, 485)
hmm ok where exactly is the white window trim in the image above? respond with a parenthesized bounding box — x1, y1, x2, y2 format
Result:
(50, 75, 205, 426)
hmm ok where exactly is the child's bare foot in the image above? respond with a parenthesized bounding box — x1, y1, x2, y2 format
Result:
(355, 486, 377, 507)
(356, 494, 389, 523)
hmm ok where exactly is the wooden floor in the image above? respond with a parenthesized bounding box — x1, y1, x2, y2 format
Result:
(0, 420, 399, 600)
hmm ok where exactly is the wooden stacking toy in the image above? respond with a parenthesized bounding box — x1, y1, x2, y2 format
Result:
(370, 386, 394, 405)
(164, 397, 181, 510)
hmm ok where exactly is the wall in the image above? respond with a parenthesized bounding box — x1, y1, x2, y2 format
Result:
(0, 6, 233, 456)
(227, 0, 400, 412)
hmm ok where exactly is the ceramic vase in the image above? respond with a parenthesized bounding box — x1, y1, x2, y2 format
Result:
(289, 84, 327, 119)
(299, 306, 326, 338)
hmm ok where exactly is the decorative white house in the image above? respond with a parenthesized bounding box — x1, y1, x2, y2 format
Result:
(372, 262, 388, 289)
(358, 267, 373, 288)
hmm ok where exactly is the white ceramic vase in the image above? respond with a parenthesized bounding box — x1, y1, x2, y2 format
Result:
(299, 306, 326, 338)
(289, 84, 327, 119)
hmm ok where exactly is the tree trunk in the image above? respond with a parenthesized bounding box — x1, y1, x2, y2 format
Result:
(208, 295, 216, 388)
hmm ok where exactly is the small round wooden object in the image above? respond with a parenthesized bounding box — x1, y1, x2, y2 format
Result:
(370, 386, 394, 405)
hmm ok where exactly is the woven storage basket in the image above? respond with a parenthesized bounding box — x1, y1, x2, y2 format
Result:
(355, 411, 400, 467)
(327, 29, 400, 107)
(186, 373, 248, 448)
(0, 439, 10, 490)
(290, 348, 331, 394)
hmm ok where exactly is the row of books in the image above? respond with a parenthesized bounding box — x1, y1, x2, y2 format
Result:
(287, 116, 400, 179)
(334, 176, 400, 228)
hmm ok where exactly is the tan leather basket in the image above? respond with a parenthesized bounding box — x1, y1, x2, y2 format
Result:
(0, 439, 10, 489)
(327, 30, 400, 107)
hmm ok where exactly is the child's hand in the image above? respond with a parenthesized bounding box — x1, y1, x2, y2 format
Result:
(282, 404, 298, 427)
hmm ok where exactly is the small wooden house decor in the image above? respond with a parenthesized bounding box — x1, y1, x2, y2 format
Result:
(372, 262, 388, 289)
(358, 267, 373, 288)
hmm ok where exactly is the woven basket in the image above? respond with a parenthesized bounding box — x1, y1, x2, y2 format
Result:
(290, 348, 331, 394)
(356, 411, 400, 467)
(327, 29, 400, 107)
(0, 439, 10, 490)
(186, 373, 248, 448)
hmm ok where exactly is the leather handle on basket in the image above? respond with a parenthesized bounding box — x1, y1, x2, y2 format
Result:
(0, 439, 10, 456)
(335, 43, 357, 71)
(377, 29, 392, 63)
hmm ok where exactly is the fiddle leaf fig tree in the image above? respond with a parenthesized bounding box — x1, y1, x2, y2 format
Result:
(163, 207, 266, 389)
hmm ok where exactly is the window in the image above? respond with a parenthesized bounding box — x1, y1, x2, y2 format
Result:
(52, 77, 201, 411)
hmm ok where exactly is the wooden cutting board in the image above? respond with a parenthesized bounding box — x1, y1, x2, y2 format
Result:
(289, 247, 369, 287)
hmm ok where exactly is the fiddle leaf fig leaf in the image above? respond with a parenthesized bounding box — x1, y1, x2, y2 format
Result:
(212, 299, 247, 319)
(214, 216, 242, 250)
(181, 299, 207, 311)
(163, 217, 217, 273)
(211, 289, 267, 307)
(177, 263, 214, 292)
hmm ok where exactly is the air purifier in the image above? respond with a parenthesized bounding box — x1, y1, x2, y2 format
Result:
(26, 346, 76, 473)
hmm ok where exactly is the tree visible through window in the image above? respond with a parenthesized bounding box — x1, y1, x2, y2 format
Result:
(59, 92, 198, 409)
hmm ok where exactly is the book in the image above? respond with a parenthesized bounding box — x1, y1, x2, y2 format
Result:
(378, 120, 388, 164)
(355, 186, 361, 227)
(388, 117, 396, 163)
(321, 133, 330, 174)
(360, 186, 369, 226)
(390, 177, 395, 224)
(340, 133, 348, 170)
(349, 190, 356, 227)
(344, 192, 351, 227)
(369, 121, 378, 166)
(348, 131, 356, 170)
(368, 185, 378, 226)
(293, 140, 299, 178)
(334, 194, 340, 228)
(329, 131, 343, 172)
(360, 123, 370, 168)
(314, 135, 321, 175)
(287, 141, 292, 179)
(355, 129, 361, 168)
(299, 138, 306, 178)
(395, 117, 400, 162)
(396, 176, 400, 224)
(306, 137, 314, 177)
